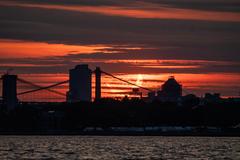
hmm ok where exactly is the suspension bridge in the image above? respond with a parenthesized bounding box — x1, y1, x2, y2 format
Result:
(0, 64, 190, 106)
(0, 68, 156, 103)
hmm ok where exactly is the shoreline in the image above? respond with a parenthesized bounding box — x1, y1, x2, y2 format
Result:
(0, 130, 239, 137)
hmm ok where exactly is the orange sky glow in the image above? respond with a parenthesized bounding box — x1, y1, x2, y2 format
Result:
(0, 38, 239, 100)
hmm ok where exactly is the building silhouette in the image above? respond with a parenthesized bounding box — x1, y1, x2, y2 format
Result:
(157, 76, 182, 101)
(2, 74, 18, 110)
(67, 65, 92, 102)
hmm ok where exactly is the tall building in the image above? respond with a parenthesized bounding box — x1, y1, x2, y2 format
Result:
(67, 65, 92, 102)
(157, 76, 182, 101)
(2, 74, 18, 110)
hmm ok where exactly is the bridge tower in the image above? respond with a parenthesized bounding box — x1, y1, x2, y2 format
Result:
(95, 67, 101, 101)
(67, 64, 92, 102)
(2, 74, 18, 110)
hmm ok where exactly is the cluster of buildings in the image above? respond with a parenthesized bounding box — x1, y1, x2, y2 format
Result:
(1, 64, 237, 111)
(67, 64, 184, 103)
(147, 76, 227, 104)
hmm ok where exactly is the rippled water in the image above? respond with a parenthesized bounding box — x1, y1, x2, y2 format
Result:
(0, 136, 239, 159)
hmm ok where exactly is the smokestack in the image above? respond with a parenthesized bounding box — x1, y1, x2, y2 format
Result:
(95, 67, 101, 100)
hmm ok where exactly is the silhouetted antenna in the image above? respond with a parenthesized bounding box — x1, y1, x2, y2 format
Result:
(6, 68, 13, 75)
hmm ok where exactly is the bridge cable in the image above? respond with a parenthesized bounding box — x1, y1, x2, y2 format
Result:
(101, 71, 153, 92)
(17, 78, 66, 97)
(17, 80, 69, 96)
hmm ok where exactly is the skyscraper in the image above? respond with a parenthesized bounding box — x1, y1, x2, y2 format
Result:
(67, 65, 92, 102)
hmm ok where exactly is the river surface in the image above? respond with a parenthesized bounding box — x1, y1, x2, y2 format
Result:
(0, 136, 239, 159)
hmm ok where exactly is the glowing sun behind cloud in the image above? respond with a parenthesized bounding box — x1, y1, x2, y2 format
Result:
(136, 74, 143, 87)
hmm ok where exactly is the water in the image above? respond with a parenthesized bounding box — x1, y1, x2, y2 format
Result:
(0, 136, 239, 160)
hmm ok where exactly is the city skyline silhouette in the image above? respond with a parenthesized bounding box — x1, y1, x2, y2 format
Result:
(0, 0, 239, 100)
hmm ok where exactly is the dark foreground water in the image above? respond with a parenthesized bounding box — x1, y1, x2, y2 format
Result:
(0, 136, 239, 160)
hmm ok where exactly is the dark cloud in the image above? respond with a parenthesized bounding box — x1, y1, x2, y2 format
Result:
(6, 0, 129, 6)
(6, 0, 240, 12)
(0, 4, 240, 61)
(0, 0, 240, 74)
(147, 0, 240, 12)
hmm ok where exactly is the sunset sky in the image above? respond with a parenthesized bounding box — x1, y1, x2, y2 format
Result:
(0, 0, 240, 101)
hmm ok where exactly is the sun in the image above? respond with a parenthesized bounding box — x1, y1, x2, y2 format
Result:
(136, 74, 143, 86)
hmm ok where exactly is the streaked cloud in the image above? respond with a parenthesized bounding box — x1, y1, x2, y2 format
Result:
(0, 53, 239, 74)
(0, 39, 113, 58)
(1, 1, 240, 22)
